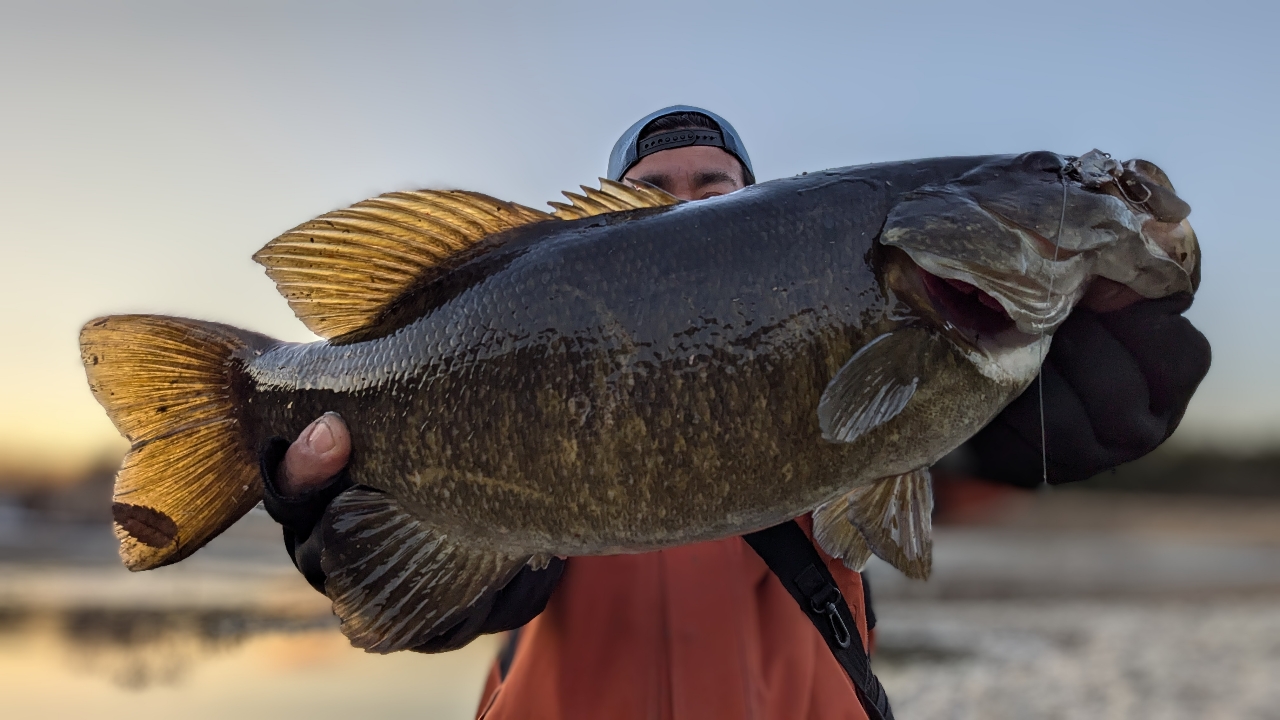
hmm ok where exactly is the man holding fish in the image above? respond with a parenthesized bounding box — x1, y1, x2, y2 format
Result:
(82, 107, 1210, 719)
(262, 107, 1210, 718)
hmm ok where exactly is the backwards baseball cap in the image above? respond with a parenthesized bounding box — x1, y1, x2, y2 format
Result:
(607, 105, 755, 185)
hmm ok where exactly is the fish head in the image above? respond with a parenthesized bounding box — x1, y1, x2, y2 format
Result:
(880, 150, 1199, 387)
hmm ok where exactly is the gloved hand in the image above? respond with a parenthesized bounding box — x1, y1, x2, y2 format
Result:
(260, 414, 564, 651)
(961, 293, 1211, 487)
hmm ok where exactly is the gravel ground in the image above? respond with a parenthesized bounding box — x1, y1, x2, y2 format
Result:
(873, 598, 1280, 720)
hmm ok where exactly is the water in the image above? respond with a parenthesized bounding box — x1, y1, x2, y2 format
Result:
(0, 508, 496, 718)
(0, 612, 498, 718)
(3, 488, 1279, 719)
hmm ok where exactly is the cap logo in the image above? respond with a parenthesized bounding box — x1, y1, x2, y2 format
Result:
(635, 129, 726, 162)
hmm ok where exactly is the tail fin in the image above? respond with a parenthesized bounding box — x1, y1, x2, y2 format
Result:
(80, 315, 277, 571)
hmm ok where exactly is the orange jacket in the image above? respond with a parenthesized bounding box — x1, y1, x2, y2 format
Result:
(476, 516, 872, 720)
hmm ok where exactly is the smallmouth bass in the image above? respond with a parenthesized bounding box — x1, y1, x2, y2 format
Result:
(81, 150, 1198, 652)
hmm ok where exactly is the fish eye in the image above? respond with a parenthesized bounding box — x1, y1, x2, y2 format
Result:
(1017, 151, 1068, 174)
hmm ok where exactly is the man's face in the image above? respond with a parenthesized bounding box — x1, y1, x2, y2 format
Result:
(622, 145, 746, 201)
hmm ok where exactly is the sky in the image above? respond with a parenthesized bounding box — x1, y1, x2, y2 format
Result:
(1, 0, 1277, 470)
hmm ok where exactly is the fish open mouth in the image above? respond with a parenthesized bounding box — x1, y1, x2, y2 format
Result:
(882, 246, 1051, 386)
(916, 267, 1016, 338)
(882, 246, 1033, 351)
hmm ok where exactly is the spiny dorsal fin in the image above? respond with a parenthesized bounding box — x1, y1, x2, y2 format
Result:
(548, 178, 682, 220)
(253, 190, 554, 339)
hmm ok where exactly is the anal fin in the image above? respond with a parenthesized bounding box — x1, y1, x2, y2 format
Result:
(847, 468, 934, 580)
(321, 488, 529, 654)
(813, 491, 874, 572)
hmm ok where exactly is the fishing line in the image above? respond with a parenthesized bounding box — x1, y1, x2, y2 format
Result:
(1038, 167, 1070, 484)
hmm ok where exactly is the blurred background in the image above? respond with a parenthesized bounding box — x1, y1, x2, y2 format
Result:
(1, 1, 1277, 717)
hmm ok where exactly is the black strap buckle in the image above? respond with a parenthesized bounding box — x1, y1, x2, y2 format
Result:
(814, 598, 852, 649)
(801, 569, 853, 649)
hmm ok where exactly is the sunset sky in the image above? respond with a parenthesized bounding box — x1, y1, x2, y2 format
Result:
(2, 0, 1277, 470)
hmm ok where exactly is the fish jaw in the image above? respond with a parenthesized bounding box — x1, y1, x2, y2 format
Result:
(882, 247, 1048, 391)
(881, 150, 1199, 337)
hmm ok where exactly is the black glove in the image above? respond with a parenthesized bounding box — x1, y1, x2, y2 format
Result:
(259, 437, 565, 650)
(959, 294, 1211, 487)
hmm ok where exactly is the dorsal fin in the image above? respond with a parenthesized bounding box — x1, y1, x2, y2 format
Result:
(253, 190, 554, 339)
(548, 178, 682, 220)
(255, 180, 681, 340)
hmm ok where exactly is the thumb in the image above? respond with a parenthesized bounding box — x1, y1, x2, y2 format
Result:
(279, 412, 351, 496)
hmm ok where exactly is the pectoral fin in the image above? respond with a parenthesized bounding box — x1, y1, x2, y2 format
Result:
(321, 488, 529, 654)
(818, 327, 933, 444)
(847, 468, 934, 580)
(813, 491, 874, 571)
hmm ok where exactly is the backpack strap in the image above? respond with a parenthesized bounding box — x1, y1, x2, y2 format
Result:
(744, 521, 895, 720)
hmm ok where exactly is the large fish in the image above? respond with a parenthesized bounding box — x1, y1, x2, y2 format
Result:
(81, 150, 1198, 652)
